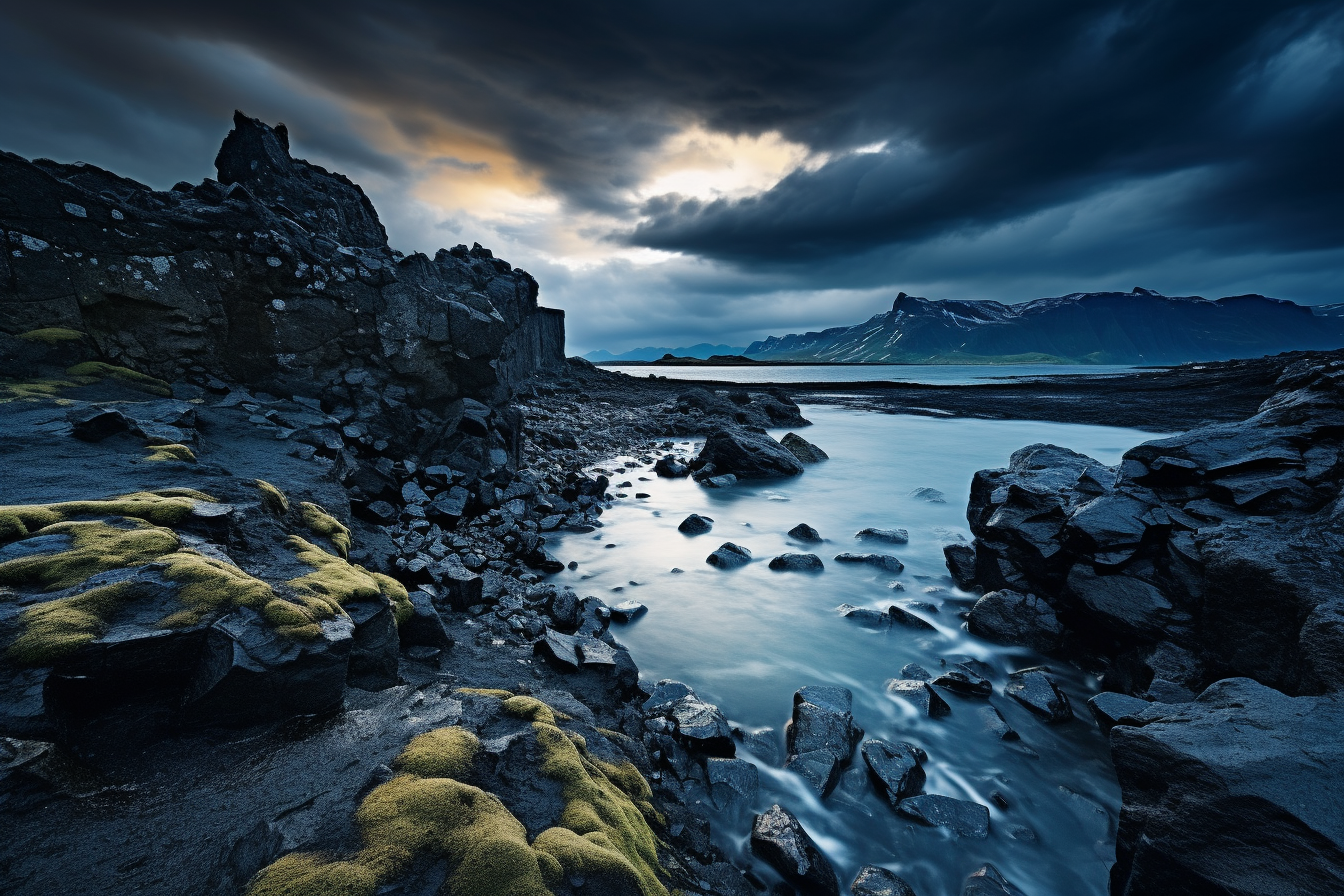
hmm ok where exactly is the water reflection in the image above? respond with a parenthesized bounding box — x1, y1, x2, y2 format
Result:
(547, 407, 1163, 896)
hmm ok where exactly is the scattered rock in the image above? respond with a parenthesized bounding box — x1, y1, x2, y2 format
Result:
(967, 590, 1064, 652)
(770, 553, 824, 572)
(781, 432, 829, 463)
(696, 428, 804, 480)
(789, 523, 823, 542)
(833, 552, 904, 573)
(897, 794, 990, 838)
(750, 804, 840, 896)
(884, 680, 950, 717)
(707, 542, 752, 569)
(1005, 668, 1073, 723)
(860, 739, 926, 806)
(851, 865, 918, 896)
(909, 488, 947, 503)
(654, 455, 691, 477)
(856, 527, 909, 544)
(931, 666, 993, 698)
(963, 863, 1028, 896)
(608, 599, 647, 622)
(678, 513, 714, 534)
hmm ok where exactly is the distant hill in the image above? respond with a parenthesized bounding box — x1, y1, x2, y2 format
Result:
(584, 343, 746, 363)
(743, 289, 1344, 365)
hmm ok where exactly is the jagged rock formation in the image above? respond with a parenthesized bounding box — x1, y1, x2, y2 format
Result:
(0, 111, 564, 456)
(745, 289, 1344, 364)
(959, 352, 1344, 699)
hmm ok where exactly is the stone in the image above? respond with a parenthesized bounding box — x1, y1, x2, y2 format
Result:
(833, 552, 905, 573)
(1065, 565, 1175, 639)
(963, 863, 1028, 896)
(837, 604, 894, 628)
(789, 523, 823, 542)
(886, 605, 935, 631)
(785, 749, 843, 798)
(909, 487, 947, 503)
(344, 598, 400, 691)
(701, 473, 738, 488)
(851, 865, 918, 896)
(932, 666, 993, 698)
(706, 757, 759, 809)
(642, 679, 734, 755)
(899, 663, 931, 681)
(781, 432, 829, 463)
(884, 680, 950, 717)
(967, 589, 1064, 652)
(943, 543, 978, 590)
(787, 695, 862, 765)
(654, 455, 690, 478)
(1110, 678, 1344, 896)
(856, 527, 909, 544)
(1005, 667, 1073, 723)
(750, 804, 840, 896)
(1087, 691, 1154, 731)
(439, 566, 484, 610)
(608, 599, 647, 622)
(706, 542, 752, 569)
(770, 553, 825, 572)
(977, 704, 1019, 740)
(696, 428, 804, 480)
(897, 794, 990, 838)
(860, 739, 925, 805)
(678, 513, 714, 534)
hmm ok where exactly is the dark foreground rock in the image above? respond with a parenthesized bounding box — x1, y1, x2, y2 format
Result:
(1109, 678, 1344, 896)
(707, 542, 753, 569)
(770, 552, 824, 572)
(897, 793, 990, 838)
(781, 431, 828, 463)
(852, 865, 918, 896)
(963, 863, 1028, 896)
(750, 804, 840, 896)
(695, 427, 805, 480)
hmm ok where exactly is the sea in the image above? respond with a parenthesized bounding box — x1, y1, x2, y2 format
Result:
(600, 363, 1141, 386)
(544, 404, 1167, 896)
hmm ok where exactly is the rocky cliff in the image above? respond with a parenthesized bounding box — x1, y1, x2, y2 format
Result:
(746, 289, 1344, 364)
(0, 111, 565, 459)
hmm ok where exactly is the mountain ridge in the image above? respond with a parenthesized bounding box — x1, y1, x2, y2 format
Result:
(743, 288, 1344, 365)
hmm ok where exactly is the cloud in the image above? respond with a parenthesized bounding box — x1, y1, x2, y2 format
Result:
(0, 0, 1339, 355)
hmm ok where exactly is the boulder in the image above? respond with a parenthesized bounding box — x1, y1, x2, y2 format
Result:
(932, 665, 993, 698)
(943, 543, 979, 590)
(707, 542, 752, 569)
(884, 679, 950, 717)
(344, 598, 400, 691)
(1110, 678, 1344, 896)
(398, 590, 453, 650)
(860, 739, 926, 805)
(1005, 668, 1073, 723)
(977, 704, 1019, 740)
(887, 605, 935, 631)
(608, 599, 647, 622)
(678, 513, 714, 535)
(696, 428, 804, 480)
(750, 804, 840, 896)
(706, 756, 759, 810)
(963, 864, 1028, 896)
(641, 679, 734, 756)
(781, 432, 829, 463)
(1087, 691, 1154, 732)
(837, 604, 894, 628)
(1064, 566, 1175, 639)
(789, 523, 823, 542)
(897, 794, 990, 838)
(852, 865, 918, 896)
(787, 687, 862, 768)
(654, 455, 691, 478)
(856, 527, 909, 544)
(769, 553, 825, 572)
(833, 552, 905, 573)
(784, 749, 843, 798)
(967, 590, 1064, 652)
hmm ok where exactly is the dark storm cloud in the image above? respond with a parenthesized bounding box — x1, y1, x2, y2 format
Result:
(1, 0, 1339, 332)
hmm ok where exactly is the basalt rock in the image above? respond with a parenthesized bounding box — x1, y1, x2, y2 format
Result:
(750, 804, 840, 896)
(695, 427, 804, 480)
(0, 112, 565, 461)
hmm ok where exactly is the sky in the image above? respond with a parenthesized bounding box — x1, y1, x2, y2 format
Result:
(1, 1, 1341, 354)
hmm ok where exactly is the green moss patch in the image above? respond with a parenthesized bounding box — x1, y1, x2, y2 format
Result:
(0, 378, 80, 402)
(255, 480, 290, 515)
(65, 362, 172, 397)
(145, 444, 197, 463)
(298, 502, 351, 558)
(18, 328, 86, 345)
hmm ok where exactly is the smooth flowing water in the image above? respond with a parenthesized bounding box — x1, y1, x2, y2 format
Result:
(545, 406, 1165, 896)
(601, 363, 1139, 385)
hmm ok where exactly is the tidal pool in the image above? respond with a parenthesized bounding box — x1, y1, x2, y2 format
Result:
(545, 406, 1165, 896)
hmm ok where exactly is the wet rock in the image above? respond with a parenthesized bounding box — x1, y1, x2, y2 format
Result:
(439, 565, 484, 610)
(909, 487, 947, 503)
(784, 749, 843, 798)
(1064, 566, 1174, 639)
(860, 739, 926, 805)
(900, 663, 931, 681)
(707, 542, 752, 569)
(932, 666, 993, 698)
(833, 552, 904, 573)
(733, 726, 781, 766)
(608, 599, 647, 622)
(1087, 691, 1155, 732)
(852, 865, 918, 896)
(963, 863, 1028, 896)
(700, 473, 738, 488)
(781, 432, 829, 463)
(654, 455, 691, 477)
(789, 523, 824, 542)
(943, 543, 978, 590)
(696, 427, 804, 480)
(856, 527, 909, 544)
(706, 757, 760, 809)
(897, 794, 990, 838)
(787, 687, 862, 769)
(886, 605, 935, 631)
(344, 599, 400, 691)
(750, 804, 840, 896)
(967, 589, 1064, 652)
(770, 552, 824, 572)
(642, 679, 734, 755)
(1005, 668, 1073, 723)
(678, 513, 714, 535)
(884, 680, 950, 717)
(977, 704, 1019, 740)
(1110, 678, 1344, 896)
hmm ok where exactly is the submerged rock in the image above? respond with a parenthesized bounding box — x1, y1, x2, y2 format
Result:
(706, 542, 752, 569)
(884, 679, 950, 717)
(696, 427, 804, 480)
(932, 666, 993, 698)
(963, 863, 1028, 896)
(750, 804, 840, 896)
(781, 432, 829, 463)
(897, 794, 990, 838)
(856, 527, 909, 544)
(833, 552, 905, 573)
(769, 552, 824, 572)
(852, 865, 918, 896)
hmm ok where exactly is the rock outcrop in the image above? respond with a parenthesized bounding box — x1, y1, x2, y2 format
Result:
(0, 111, 564, 460)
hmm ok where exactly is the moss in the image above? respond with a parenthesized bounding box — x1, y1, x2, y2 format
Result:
(298, 502, 351, 558)
(145, 444, 196, 463)
(6, 581, 137, 664)
(393, 726, 480, 782)
(0, 378, 81, 402)
(158, 550, 276, 629)
(244, 852, 379, 896)
(0, 520, 180, 591)
(0, 491, 212, 545)
(503, 695, 557, 726)
(65, 362, 172, 397)
(255, 480, 290, 515)
(282, 537, 410, 635)
(17, 327, 86, 345)
(371, 572, 413, 627)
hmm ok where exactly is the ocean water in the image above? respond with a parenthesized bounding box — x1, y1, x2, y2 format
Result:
(545, 406, 1166, 896)
(601, 363, 1139, 385)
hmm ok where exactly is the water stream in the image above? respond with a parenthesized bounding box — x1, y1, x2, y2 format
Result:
(545, 406, 1164, 896)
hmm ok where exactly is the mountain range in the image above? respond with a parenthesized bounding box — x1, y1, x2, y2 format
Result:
(584, 343, 746, 362)
(742, 289, 1344, 365)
